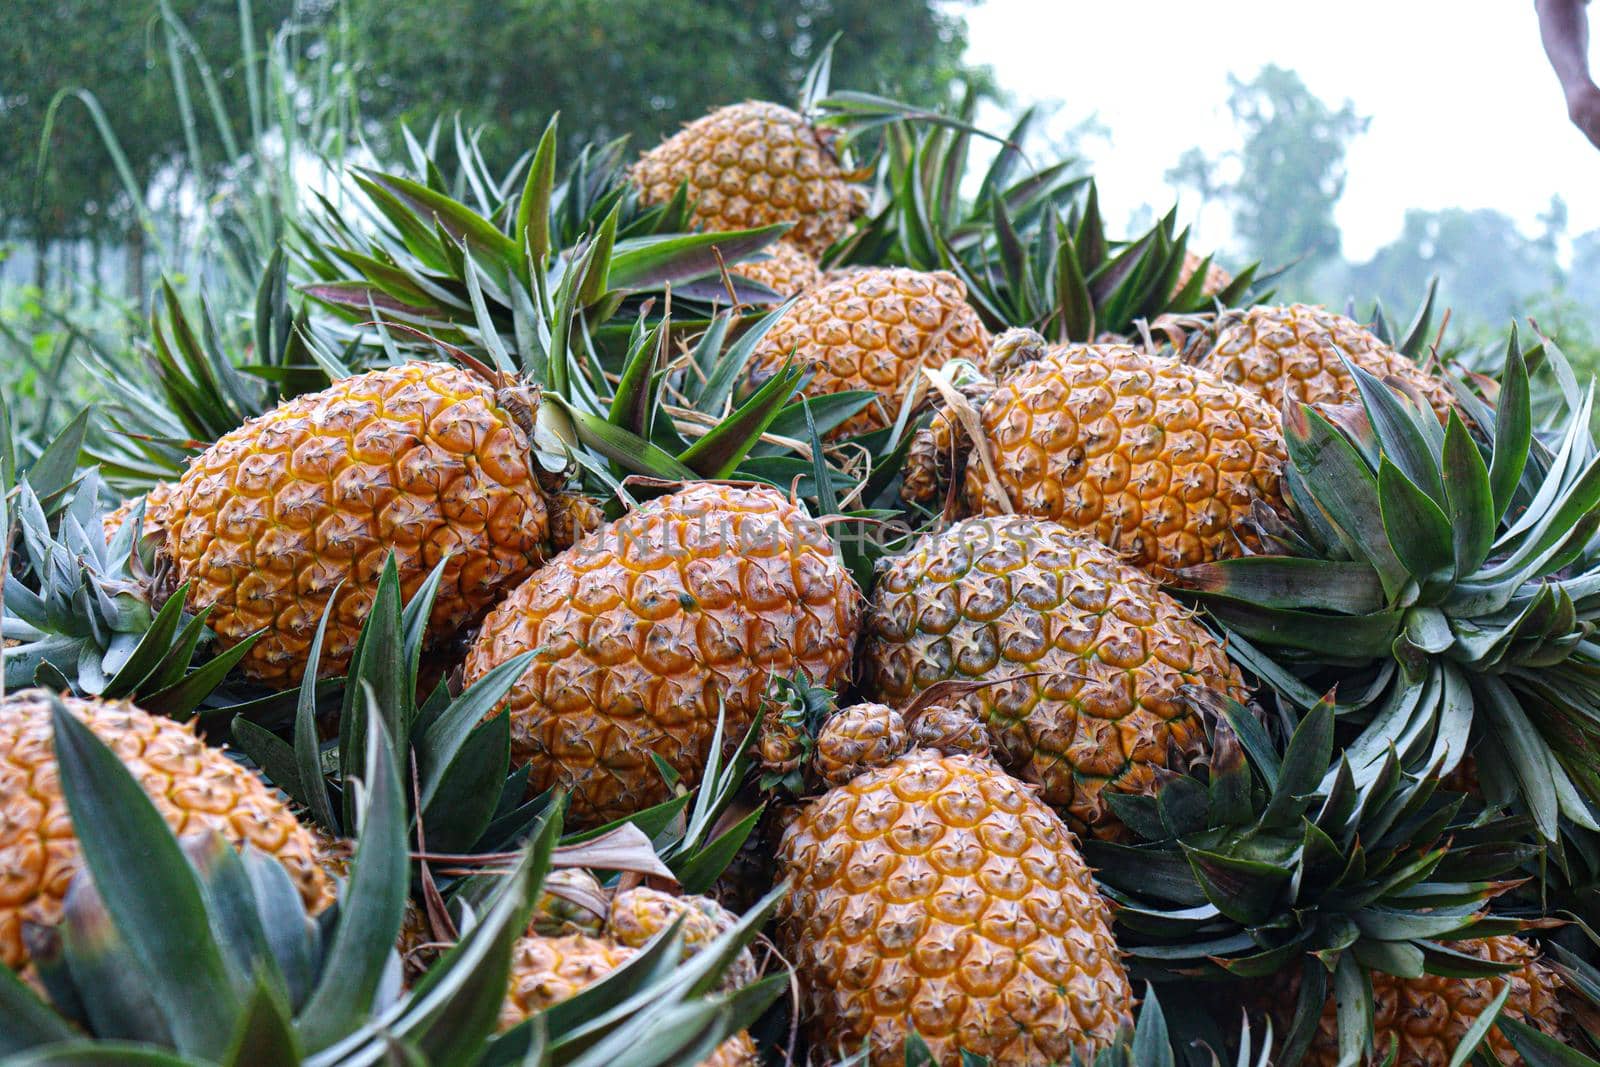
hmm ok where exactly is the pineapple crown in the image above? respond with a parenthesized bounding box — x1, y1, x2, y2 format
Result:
(1177, 323, 1600, 845)
(832, 94, 1269, 343)
(1, 420, 260, 712)
(1087, 687, 1544, 1065)
(298, 109, 793, 365)
(85, 250, 344, 495)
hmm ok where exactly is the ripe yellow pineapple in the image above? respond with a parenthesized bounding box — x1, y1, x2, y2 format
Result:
(731, 238, 823, 300)
(864, 516, 1242, 839)
(159, 361, 552, 686)
(0, 689, 330, 970)
(1280, 937, 1567, 1067)
(1198, 303, 1457, 422)
(1170, 249, 1233, 300)
(905, 327, 1287, 579)
(606, 886, 757, 990)
(631, 101, 869, 256)
(501, 933, 760, 1065)
(546, 490, 606, 552)
(777, 702, 1133, 1064)
(462, 482, 860, 826)
(743, 268, 991, 437)
(101, 480, 177, 542)
(811, 701, 908, 788)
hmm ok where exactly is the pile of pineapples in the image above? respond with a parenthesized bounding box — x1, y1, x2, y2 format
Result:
(8, 55, 1600, 1067)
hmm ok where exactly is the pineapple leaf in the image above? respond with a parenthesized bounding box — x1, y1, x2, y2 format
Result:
(1181, 845, 1289, 926)
(27, 408, 93, 508)
(605, 226, 787, 293)
(230, 718, 306, 806)
(220, 975, 299, 1067)
(1053, 228, 1093, 343)
(516, 114, 559, 265)
(50, 696, 240, 1056)
(0, 965, 78, 1052)
(1284, 404, 1410, 597)
(415, 650, 537, 812)
(1346, 359, 1444, 503)
(557, 402, 697, 479)
(1176, 558, 1385, 615)
(1489, 335, 1533, 520)
(357, 168, 520, 271)
(1498, 1017, 1594, 1065)
(296, 700, 408, 1051)
(294, 590, 343, 833)
(418, 714, 512, 855)
(1376, 458, 1454, 582)
(677, 360, 805, 479)
(1478, 676, 1562, 841)
(1262, 700, 1334, 830)
(101, 586, 190, 699)
(1396, 276, 1439, 360)
(339, 556, 407, 813)
(137, 629, 259, 719)
(1442, 412, 1496, 577)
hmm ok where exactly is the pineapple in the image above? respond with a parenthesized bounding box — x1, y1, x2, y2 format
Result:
(606, 886, 757, 991)
(100, 480, 177, 543)
(1277, 937, 1567, 1067)
(904, 327, 1288, 579)
(501, 933, 760, 1065)
(159, 361, 553, 687)
(810, 700, 908, 788)
(462, 482, 861, 827)
(743, 267, 991, 437)
(530, 867, 609, 937)
(776, 701, 1133, 1064)
(631, 101, 869, 256)
(546, 489, 606, 551)
(0, 689, 330, 970)
(731, 238, 823, 300)
(1170, 250, 1233, 300)
(863, 515, 1240, 839)
(1197, 303, 1457, 421)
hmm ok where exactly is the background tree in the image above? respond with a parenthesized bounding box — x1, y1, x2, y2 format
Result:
(340, 0, 985, 166)
(1169, 65, 1368, 279)
(0, 0, 299, 295)
(1347, 207, 1558, 324)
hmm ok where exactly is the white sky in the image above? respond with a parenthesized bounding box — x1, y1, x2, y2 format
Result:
(963, 0, 1600, 261)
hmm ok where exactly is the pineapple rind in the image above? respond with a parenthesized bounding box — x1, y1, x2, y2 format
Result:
(777, 749, 1134, 1065)
(962, 342, 1287, 578)
(631, 101, 864, 256)
(746, 267, 990, 438)
(865, 516, 1241, 839)
(161, 361, 550, 687)
(0, 689, 331, 969)
(462, 482, 860, 827)
(1202, 303, 1457, 422)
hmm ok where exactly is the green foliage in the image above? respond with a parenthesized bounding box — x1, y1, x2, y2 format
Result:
(340, 0, 984, 168)
(1182, 329, 1600, 842)
(0, 0, 302, 244)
